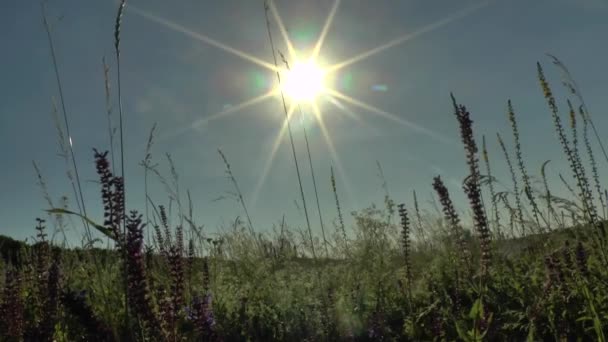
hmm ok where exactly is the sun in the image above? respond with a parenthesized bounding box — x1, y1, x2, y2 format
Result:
(131, 0, 488, 207)
(281, 60, 326, 103)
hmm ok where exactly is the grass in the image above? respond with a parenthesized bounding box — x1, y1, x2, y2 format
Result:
(1, 2, 608, 341)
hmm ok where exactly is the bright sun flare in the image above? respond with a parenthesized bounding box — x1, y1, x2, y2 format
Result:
(132, 0, 488, 208)
(281, 60, 326, 103)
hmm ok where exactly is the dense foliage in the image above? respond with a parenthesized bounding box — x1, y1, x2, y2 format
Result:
(2, 2, 607, 341)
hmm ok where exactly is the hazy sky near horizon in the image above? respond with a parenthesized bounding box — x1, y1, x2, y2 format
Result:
(1, 0, 607, 243)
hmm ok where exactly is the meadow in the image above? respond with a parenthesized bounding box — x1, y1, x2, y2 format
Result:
(1, 1, 608, 341)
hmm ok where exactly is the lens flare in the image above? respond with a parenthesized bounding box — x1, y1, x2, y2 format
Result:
(133, 0, 490, 203)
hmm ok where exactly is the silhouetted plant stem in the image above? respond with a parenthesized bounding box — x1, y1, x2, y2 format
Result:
(296, 102, 329, 257)
(497, 132, 526, 236)
(540, 160, 561, 230)
(279, 53, 329, 258)
(376, 161, 395, 224)
(398, 204, 413, 310)
(412, 189, 429, 249)
(41, 3, 92, 246)
(547, 54, 608, 167)
(578, 106, 606, 220)
(302, 121, 330, 257)
(331, 166, 349, 257)
(102, 57, 117, 175)
(507, 100, 547, 232)
(432, 176, 471, 273)
(451, 93, 492, 276)
(432, 176, 468, 318)
(41, 5, 122, 327)
(217, 149, 260, 251)
(263, 0, 316, 258)
(125, 211, 165, 338)
(567, 100, 589, 212)
(113, 0, 129, 330)
(140, 123, 158, 245)
(481, 135, 502, 239)
(538, 63, 607, 265)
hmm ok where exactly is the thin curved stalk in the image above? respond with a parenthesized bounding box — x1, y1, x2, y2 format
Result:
(263, 0, 316, 258)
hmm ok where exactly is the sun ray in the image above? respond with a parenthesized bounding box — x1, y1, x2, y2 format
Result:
(311, 103, 357, 208)
(325, 96, 388, 137)
(250, 103, 297, 208)
(195, 90, 277, 128)
(268, 0, 298, 61)
(325, 95, 365, 124)
(325, 88, 452, 144)
(325, 96, 396, 148)
(127, 0, 470, 210)
(128, 4, 280, 72)
(310, 0, 341, 60)
(158, 90, 276, 144)
(326, 1, 491, 73)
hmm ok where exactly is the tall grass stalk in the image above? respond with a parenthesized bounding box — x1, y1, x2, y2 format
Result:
(263, 0, 316, 258)
(42, 6, 118, 326)
(507, 100, 546, 232)
(376, 161, 395, 224)
(538, 62, 607, 265)
(451, 94, 492, 276)
(540, 160, 561, 230)
(102, 57, 117, 175)
(114, 0, 127, 226)
(412, 190, 428, 249)
(578, 106, 606, 219)
(301, 119, 329, 257)
(32, 161, 68, 246)
(41, 8, 126, 332)
(279, 51, 328, 257)
(217, 149, 259, 251)
(278, 49, 328, 256)
(451, 94, 493, 340)
(501, 194, 516, 238)
(331, 166, 349, 257)
(481, 135, 502, 239)
(113, 0, 129, 329)
(140, 123, 158, 245)
(432, 176, 471, 273)
(432, 175, 468, 320)
(41, 4, 92, 245)
(566, 99, 597, 226)
(497, 132, 526, 236)
(538, 64, 593, 223)
(166, 153, 184, 227)
(49, 97, 85, 243)
(398, 204, 413, 311)
(547, 54, 608, 167)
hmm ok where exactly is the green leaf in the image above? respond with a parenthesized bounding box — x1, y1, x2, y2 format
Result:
(526, 323, 536, 342)
(47, 208, 116, 241)
(469, 298, 483, 320)
(455, 322, 474, 342)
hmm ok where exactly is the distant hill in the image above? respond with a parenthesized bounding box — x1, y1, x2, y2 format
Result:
(0, 222, 600, 269)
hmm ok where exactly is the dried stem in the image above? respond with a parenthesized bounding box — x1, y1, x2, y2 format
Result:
(263, 0, 315, 258)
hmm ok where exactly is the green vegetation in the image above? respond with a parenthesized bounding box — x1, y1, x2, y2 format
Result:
(2, 2, 608, 341)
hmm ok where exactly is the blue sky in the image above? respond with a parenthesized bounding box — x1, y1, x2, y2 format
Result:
(1, 0, 607, 243)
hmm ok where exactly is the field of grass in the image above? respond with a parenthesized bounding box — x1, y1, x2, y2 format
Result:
(2, 1, 608, 341)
